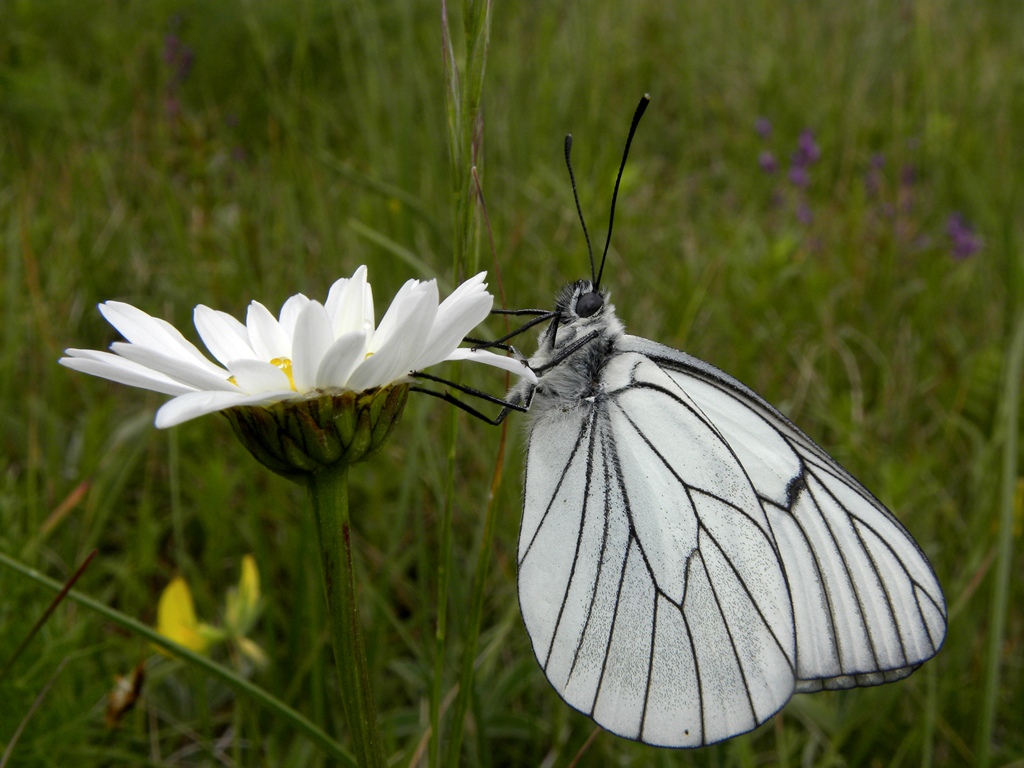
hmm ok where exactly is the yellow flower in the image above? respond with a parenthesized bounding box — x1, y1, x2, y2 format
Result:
(153, 558, 266, 666)
(224, 555, 267, 666)
(225, 554, 260, 633)
(155, 576, 221, 654)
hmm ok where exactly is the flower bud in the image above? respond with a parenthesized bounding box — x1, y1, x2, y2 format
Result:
(222, 385, 409, 482)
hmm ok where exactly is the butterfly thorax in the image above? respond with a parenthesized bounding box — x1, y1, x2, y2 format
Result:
(511, 280, 625, 417)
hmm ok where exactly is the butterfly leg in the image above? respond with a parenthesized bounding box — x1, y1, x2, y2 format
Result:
(410, 371, 533, 426)
(531, 329, 603, 374)
(466, 310, 557, 351)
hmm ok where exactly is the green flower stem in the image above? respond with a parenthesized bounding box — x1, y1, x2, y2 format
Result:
(0, 551, 353, 766)
(430, 406, 459, 767)
(307, 465, 385, 768)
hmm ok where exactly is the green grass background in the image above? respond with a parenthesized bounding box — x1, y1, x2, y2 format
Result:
(1, 0, 1021, 765)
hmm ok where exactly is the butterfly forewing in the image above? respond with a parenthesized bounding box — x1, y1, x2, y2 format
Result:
(632, 337, 947, 689)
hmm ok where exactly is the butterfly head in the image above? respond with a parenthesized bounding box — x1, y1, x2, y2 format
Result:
(543, 279, 623, 356)
(558, 280, 605, 322)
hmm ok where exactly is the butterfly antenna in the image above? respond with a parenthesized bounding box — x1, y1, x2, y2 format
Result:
(565, 135, 597, 284)
(596, 93, 650, 289)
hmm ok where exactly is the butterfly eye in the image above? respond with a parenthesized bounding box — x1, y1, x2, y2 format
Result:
(575, 291, 603, 318)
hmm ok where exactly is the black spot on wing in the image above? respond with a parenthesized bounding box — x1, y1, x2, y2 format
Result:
(785, 468, 808, 509)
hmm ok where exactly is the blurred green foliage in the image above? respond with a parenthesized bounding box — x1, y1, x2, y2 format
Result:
(1, 0, 1021, 765)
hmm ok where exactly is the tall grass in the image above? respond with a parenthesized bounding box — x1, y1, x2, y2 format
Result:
(1, 0, 1021, 765)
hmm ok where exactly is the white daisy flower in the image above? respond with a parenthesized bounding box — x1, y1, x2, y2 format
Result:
(60, 266, 534, 429)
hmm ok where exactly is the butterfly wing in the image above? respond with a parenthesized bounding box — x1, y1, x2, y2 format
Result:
(519, 350, 798, 747)
(622, 337, 947, 691)
(517, 336, 946, 748)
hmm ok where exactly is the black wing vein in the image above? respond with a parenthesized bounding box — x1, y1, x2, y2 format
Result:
(545, 409, 602, 671)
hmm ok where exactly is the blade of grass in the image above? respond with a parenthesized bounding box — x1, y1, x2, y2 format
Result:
(347, 219, 446, 287)
(432, 3, 492, 764)
(0, 552, 354, 767)
(429, 404, 459, 768)
(0, 549, 96, 678)
(444, 411, 508, 768)
(318, 152, 442, 239)
(443, 165, 505, 768)
(0, 657, 69, 768)
(975, 309, 1024, 767)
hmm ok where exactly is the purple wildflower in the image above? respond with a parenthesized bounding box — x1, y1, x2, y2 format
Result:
(163, 34, 194, 86)
(787, 129, 819, 188)
(947, 213, 982, 260)
(793, 129, 821, 167)
(759, 151, 778, 174)
(755, 117, 772, 140)
(162, 31, 195, 119)
(788, 165, 810, 188)
(796, 202, 813, 226)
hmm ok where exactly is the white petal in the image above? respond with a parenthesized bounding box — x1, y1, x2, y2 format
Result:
(154, 390, 295, 428)
(365, 279, 423, 353)
(315, 331, 368, 388)
(194, 305, 255, 366)
(442, 271, 487, 305)
(278, 293, 310, 339)
(361, 281, 374, 333)
(227, 359, 293, 394)
(110, 342, 235, 392)
(291, 301, 334, 392)
(415, 273, 493, 369)
(325, 276, 351, 327)
(443, 348, 539, 383)
(60, 350, 196, 396)
(246, 301, 291, 360)
(326, 265, 374, 337)
(347, 281, 437, 390)
(99, 301, 223, 375)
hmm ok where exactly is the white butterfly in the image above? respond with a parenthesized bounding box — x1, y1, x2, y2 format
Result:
(497, 97, 946, 748)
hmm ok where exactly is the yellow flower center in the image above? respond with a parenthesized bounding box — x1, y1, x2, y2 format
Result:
(226, 358, 297, 391)
(270, 357, 297, 391)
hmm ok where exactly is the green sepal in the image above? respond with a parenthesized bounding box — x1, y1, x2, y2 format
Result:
(222, 385, 409, 483)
